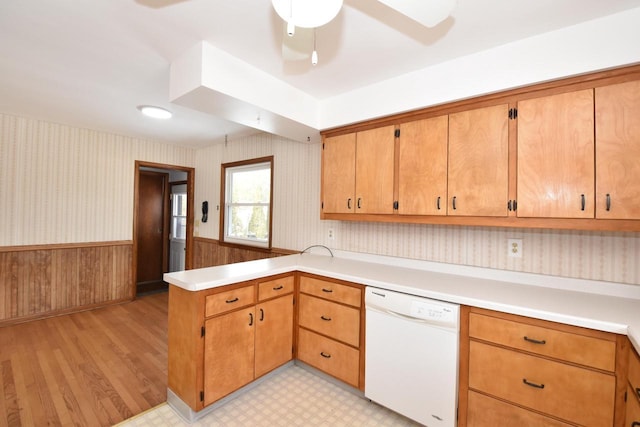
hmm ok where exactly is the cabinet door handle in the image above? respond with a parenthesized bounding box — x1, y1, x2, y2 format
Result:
(508, 200, 512, 211)
(606, 193, 611, 211)
(452, 196, 457, 210)
(320, 315, 332, 321)
(347, 198, 352, 209)
(226, 297, 239, 304)
(248, 312, 253, 326)
(272, 285, 284, 291)
(580, 194, 586, 211)
(321, 288, 333, 293)
(523, 336, 546, 345)
(522, 378, 545, 389)
(632, 422, 640, 427)
(437, 196, 441, 210)
(357, 198, 362, 209)
(320, 352, 331, 359)
(259, 308, 264, 321)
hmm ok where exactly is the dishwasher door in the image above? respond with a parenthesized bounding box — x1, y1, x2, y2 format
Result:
(365, 287, 459, 427)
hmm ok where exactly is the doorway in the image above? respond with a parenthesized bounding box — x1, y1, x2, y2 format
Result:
(133, 161, 194, 297)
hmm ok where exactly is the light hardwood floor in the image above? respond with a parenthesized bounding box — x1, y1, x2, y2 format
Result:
(0, 291, 168, 427)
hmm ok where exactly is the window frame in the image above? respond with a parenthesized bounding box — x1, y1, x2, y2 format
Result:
(219, 156, 274, 250)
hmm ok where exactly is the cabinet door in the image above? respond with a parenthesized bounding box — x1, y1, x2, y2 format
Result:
(398, 116, 448, 215)
(203, 307, 255, 405)
(255, 295, 293, 378)
(448, 104, 509, 216)
(595, 80, 640, 219)
(517, 90, 594, 218)
(355, 125, 396, 214)
(322, 133, 356, 213)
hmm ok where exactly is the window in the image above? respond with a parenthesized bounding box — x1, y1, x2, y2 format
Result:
(220, 156, 273, 249)
(171, 190, 187, 240)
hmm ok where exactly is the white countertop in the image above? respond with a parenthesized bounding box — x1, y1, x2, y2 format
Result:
(164, 251, 640, 352)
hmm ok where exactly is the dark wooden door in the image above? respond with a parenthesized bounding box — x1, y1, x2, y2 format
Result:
(137, 171, 168, 285)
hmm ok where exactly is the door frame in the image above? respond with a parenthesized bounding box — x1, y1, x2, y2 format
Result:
(133, 160, 195, 298)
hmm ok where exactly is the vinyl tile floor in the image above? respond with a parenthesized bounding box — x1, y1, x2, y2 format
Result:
(116, 365, 421, 426)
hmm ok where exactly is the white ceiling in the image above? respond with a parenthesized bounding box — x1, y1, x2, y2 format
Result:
(1, 0, 640, 148)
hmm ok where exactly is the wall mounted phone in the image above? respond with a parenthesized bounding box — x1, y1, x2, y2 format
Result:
(202, 201, 208, 223)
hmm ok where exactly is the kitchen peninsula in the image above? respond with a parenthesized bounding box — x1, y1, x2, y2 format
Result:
(164, 251, 640, 425)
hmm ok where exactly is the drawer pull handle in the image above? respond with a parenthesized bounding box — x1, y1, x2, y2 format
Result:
(632, 422, 640, 427)
(322, 288, 333, 293)
(522, 379, 544, 389)
(523, 336, 546, 345)
(320, 315, 332, 321)
(272, 285, 284, 290)
(226, 297, 239, 304)
(320, 352, 331, 359)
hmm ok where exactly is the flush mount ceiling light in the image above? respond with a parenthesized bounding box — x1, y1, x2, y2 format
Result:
(137, 105, 173, 119)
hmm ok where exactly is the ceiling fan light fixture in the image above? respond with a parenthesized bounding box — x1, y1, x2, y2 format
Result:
(272, 0, 343, 29)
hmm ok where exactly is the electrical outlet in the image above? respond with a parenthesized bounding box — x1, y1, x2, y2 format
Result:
(328, 228, 335, 240)
(508, 239, 523, 258)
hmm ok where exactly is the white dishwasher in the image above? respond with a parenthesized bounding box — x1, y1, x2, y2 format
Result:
(365, 287, 460, 427)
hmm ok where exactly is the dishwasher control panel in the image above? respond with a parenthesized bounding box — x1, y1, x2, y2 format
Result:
(365, 287, 460, 329)
(410, 300, 455, 323)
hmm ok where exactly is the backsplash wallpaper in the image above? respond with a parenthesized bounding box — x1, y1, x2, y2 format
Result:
(2, 113, 638, 286)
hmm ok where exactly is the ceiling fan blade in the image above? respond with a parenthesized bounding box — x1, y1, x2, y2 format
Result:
(282, 26, 313, 61)
(376, 0, 457, 27)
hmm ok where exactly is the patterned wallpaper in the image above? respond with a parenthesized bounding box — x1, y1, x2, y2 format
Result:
(0, 113, 195, 246)
(195, 132, 640, 286)
(2, 113, 638, 285)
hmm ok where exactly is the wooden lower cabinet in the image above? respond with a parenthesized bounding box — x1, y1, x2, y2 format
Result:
(467, 391, 572, 427)
(627, 346, 640, 427)
(168, 274, 294, 411)
(204, 307, 255, 405)
(255, 294, 294, 378)
(297, 328, 360, 388)
(459, 306, 626, 427)
(296, 274, 364, 390)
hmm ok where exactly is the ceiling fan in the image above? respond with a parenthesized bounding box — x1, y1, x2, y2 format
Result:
(271, 0, 458, 65)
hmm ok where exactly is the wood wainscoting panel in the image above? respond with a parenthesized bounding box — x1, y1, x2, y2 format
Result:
(0, 242, 133, 325)
(193, 237, 295, 269)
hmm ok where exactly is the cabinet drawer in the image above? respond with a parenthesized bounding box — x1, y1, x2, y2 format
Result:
(258, 275, 294, 301)
(298, 294, 360, 347)
(469, 312, 616, 371)
(467, 391, 572, 427)
(299, 276, 361, 307)
(297, 328, 359, 388)
(629, 346, 640, 396)
(627, 384, 640, 427)
(468, 341, 615, 427)
(205, 285, 255, 317)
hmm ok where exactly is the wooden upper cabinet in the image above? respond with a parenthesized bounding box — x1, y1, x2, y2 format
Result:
(398, 116, 448, 215)
(595, 80, 640, 219)
(517, 90, 595, 218)
(448, 104, 509, 217)
(322, 133, 356, 214)
(355, 125, 396, 214)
